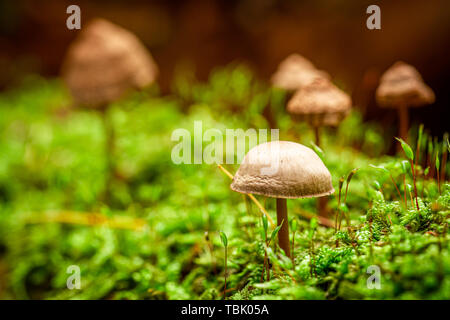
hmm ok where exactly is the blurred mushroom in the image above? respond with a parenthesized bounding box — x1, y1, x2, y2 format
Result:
(61, 18, 159, 202)
(230, 141, 334, 257)
(271, 54, 330, 91)
(376, 61, 435, 143)
(287, 78, 352, 146)
(277, 54, 316, 72)
(62, 18, 158, 108)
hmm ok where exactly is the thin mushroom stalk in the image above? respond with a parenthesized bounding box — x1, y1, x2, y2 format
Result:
(276, 198, 290, 257)
(313, 125, 321, 147)
(100, 108, 115, 203)
(376, 61, 435, 146)
(397, 104, 409, 142)
(286, 79, 350, 217)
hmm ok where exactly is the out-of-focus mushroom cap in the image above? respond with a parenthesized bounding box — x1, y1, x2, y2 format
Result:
(277, 54, 316, 72)
(62, 18, 158, 108)
(230, 141, 334, 199)
(271, 54, 330, 91)
(286, 78, 351, 126)
(271, 68, 331, 91)
(376, 61, 435, 108)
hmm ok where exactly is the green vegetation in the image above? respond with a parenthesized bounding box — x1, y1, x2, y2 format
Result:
(0, 66, 448, 300)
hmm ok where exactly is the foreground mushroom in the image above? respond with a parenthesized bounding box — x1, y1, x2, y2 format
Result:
(271, 54, 330, 92)
(287, 78, 352, 146)
(376, 61, 435, 143)
(230, 141, 334, 257)
(62, 18, 158, 108)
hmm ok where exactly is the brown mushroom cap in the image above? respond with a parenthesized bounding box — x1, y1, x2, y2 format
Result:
(286, 78, 352, 127)
(62, 18, 158, 108)
(230, 141, 334, 199)
(376, 61, 435, 108)
(277, 54, 316, 72)
(271, 54, 330, 91)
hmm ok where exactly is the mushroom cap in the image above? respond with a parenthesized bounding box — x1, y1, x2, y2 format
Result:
(230, 141, 334, 199)
(277, 54, 317, 72)
(62, 18, 159, 108)
(271, 68, 331, 91)
(376, 61, 435, 108)
(271, 54, 330, 91)
(286, 78, 352, 127)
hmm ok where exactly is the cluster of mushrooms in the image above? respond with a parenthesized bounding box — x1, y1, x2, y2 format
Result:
(60, 19, 436, 259)
(231, 55, 435, 257)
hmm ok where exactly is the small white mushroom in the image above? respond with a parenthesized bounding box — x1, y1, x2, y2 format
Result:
(287, 78, 352, 145)
(376, 61, 435, 142)
(231, 141, 334, 257)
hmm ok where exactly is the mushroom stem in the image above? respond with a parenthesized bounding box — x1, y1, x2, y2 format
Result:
(318, 197, 328, 217)
(276, 198, 291, 258)
(217, 164, 275, 227)
(101, 108, 115, 203)
(397, 104, 409, 143)
(313, 125, 321, 147)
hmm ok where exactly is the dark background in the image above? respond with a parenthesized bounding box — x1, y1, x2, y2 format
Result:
(0, 0, 449, 136)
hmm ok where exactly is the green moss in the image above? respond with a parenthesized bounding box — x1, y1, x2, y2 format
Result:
(0, 69, 448, 300)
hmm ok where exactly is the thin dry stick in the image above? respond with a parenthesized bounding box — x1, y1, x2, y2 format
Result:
(26, 211, 146, 230)
(295, 209, 335, 229)
(217, 164, 275, 228)
(409, 190, 414, 208)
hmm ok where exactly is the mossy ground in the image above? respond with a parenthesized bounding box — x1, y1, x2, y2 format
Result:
(0, 66, 448, 299)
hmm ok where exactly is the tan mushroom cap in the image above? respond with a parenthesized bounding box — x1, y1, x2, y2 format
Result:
(230, 141, 334, 199)
(277, 54, 317, 72)
(376, 61, 435, 108)
(62, 18, 159, 108)
(271, 54, 330, 91)
(287, 78, 352, 126)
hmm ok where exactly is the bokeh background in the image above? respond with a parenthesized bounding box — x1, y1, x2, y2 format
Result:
(0, 0, 449, 135)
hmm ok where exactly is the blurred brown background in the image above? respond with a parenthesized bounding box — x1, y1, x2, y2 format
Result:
(0, 0, 449, 135)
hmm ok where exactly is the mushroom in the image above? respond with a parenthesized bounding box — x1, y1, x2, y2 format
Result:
(376, 61, 435, 143)
(271, 54, 330, 92)
(61, 18, 158, 202)
(230, 141, 334, 257)
(287, 78, 352, 146)
(61, 18, 158, 109)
